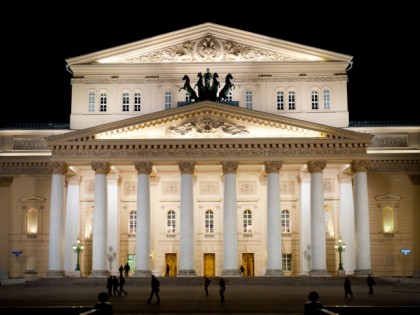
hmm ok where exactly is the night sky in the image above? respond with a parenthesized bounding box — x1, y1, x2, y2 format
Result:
(4, 4, 416, 124)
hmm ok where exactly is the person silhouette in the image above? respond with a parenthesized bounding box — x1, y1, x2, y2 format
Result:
(118, 274, 127, 296)
(304, 291, 323, 315)
(344, 277, 353, 298)
(147, 275, 160, 304)
(218, 278, 226, 302)
(124, 263, 130, 277)
(204, 276, 211, 295)
(165, 264, 170, 276)
(367, 274, 376, 294)
(93, 292, 113, 315)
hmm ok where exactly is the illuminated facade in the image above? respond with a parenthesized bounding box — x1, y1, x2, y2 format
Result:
(1, 23, 419, 279)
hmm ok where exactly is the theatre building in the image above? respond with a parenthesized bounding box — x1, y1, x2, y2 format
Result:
(1, 23, 419, 280)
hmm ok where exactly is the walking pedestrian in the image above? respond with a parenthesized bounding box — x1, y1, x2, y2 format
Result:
(239, 265, 245, 276)
(106, 275, 113, 296)
(118, 274, 127, 296)
(344, 277, 353, 298)
(367, 274, 376, 294)
(218, 277, 226, 302)
(165, 264, 170, 276)
(118, 265, 124, 276)
(93, 292, 113, 315)
(147, 275, 160, 304)
(112, 276, 120, 296)
(124, 263, 130, 277)
(204, 276, 211, 295)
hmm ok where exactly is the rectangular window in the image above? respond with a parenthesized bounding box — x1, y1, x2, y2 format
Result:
(288, 91, 295, 110)
(277, 92, 284, 110)
(282, 253, 292, 272)
(323, 89, 330, 109)
(311, 91, 319, 110)
(100, 93, 107, 112)
(134, 93, 141, 111)
(122, 93, 130, 111)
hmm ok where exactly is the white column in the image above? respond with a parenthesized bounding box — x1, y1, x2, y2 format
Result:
(222, 161, 239, 276)
(178, 162, 196, 276)
(107, 172, 120, 275)
(307, 160, 329, 276)
(90, 162, 110, 277)
(352, 160, 372, 276)
(0, 177, 13, 281)
(409, 175, 420, 278)
(265, 161, 283, 276)
(299, 172, 311, 276)
(338, 173, 356, 275)
(64, 175, 81, 276)
(47, 162, 66, 277)
(134, 162, 152, 277)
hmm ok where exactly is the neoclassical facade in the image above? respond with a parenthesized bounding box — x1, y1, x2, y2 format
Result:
(1, 23, 419, 280)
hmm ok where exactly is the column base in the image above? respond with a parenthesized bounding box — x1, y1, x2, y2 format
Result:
(413, 269, 420, 278)
(354, 269, 372, 277)
(221, 269, 241, 276)
(0, 271, 9, 281)
(133, 270, 152, 277)
(66, 271, 82, 278)
(46, 270, 65, 277)
(178, 269, 196, 276)
(337, 269, 346, 277)
(265, 269, 283, 277)
(89, 270, 109, 277)
(309, 269, 331, 277)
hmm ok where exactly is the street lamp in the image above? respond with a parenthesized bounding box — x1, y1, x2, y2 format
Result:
(72, 237, 84, 271)
(334, 236, 346, 271)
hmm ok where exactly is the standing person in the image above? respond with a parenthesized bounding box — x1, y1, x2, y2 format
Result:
(304, 291, 323, 315)
(367, 274, 376, 294)
(344, 277, 353, 298)
(93, 292, 113, 315)
(118, 265, 124, 276)
(239, 265, 245, 276)
(218, 278, 226, 302)
(124, 263, 130, 277)
(147, 275, 160, 304)
(118, 274, 127, 296)
(165, 264, 170, 276)
(106, 275, 113, 297)
(204, 276, 211, 295)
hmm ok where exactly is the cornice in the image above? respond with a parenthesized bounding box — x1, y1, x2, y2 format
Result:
(369, 159, 420, 172)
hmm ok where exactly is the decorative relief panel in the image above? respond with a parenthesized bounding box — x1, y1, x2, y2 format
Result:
(238, 181, 256, 195)
(13, 138, 49, 150)
(370, 136, 408, 147)
(124, 181, 137, 196)
(125, 36, 299, 63)
(280, 181, 295, 195)
(162, 181, 180, 195)
(200, 181, 219, 195)
(166, 119, 248, 137)
(323, 178, 335, 193)
(84, 180, 95, 194)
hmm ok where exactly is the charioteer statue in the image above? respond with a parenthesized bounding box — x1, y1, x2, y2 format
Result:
(179, 69, 235, 102)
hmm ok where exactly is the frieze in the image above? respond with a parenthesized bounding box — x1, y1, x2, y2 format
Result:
(370, 136, 408, 147)
(13, 138, 49, 150)
(369, 160, 420, 172)
(162, 181, 180, 194)
(124, 181, 137, 195)
(238, 181, 256, 195)
(200, 181, 219, 195)
(280, 181, 295, 194)
(125, 36, 299, 63)
(166, 119, 248, 137)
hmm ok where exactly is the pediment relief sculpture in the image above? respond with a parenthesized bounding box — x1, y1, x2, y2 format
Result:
(166, 118, 248, 137)
(126, 36, 299, 63)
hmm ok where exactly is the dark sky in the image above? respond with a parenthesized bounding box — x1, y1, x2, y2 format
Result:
(4, 4, 417, 124)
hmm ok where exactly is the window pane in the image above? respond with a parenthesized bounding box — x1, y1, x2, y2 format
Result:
(277, 91, 284, 110)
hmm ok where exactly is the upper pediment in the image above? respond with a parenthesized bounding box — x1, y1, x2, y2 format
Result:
(66, 23, 352, 65)
(47, 101, 372, 144)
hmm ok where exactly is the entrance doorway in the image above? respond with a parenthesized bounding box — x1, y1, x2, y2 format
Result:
(165, 253, 177, 276)
(242, 253, 254, 276)
(203, 253, 215, 276)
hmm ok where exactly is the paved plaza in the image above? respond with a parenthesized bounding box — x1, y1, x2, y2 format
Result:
(0, 276, 419, 314)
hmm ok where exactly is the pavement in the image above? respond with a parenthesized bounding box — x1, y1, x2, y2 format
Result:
(0, 276, 419, 314)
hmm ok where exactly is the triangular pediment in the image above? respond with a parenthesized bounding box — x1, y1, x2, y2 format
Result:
(47, 101, 372, 145)
(66, 23, 352, 65)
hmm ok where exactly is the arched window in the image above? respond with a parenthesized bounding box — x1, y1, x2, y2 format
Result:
(323, 88, 331, 109)
(383, 207, 395, 234)
(226, 90, 233, 102)
(311, 90, 319, 110)
(205, 210, 214, 233)
(276, 91, 284, 110)
(164, 91, 172, 110)
(122, 92, 130, 111)
(27, 209, 39, 235)
(288, 91, 295, 110)
(281, 210, 290, 233)
(245, 90, 253, 109)
(100, 93, 107, 112)
(129, 210, 137, 234)
(134, 93, 141, 111)
(243, 209, 252, 233)
(88, 91, 95, 112)
(167, 210, 176, 233)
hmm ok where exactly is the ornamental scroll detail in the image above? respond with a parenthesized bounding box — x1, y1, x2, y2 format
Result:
(126, 36, 298, 63)
(166, 118, 248, 137)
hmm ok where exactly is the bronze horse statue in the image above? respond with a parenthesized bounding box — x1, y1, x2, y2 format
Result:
(179, 75, 199, 102)
(195, 72, 205, 101)
(218, 73, 235, 101)
(208, 72, 220, 101)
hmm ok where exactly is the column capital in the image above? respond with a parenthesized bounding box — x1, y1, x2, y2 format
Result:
(49, 162, 67, 175)
(66, 175, 81, 185)
(351, 160, 371, 173)
(91, 162, 110, 175)
(222, 161, 239, 174)
(409, 175, 420, 185)
(135, 162, 152, 174)
(0, 176, 13, 187)
(265, 161, 283, 174)
(338, 173, 353, 183)
(307, 160, 326, 173)
(178, 162, 195, 174)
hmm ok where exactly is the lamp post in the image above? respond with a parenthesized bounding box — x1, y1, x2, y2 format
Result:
(334, 236, 346, 271)
(72, 237, 84, 271)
